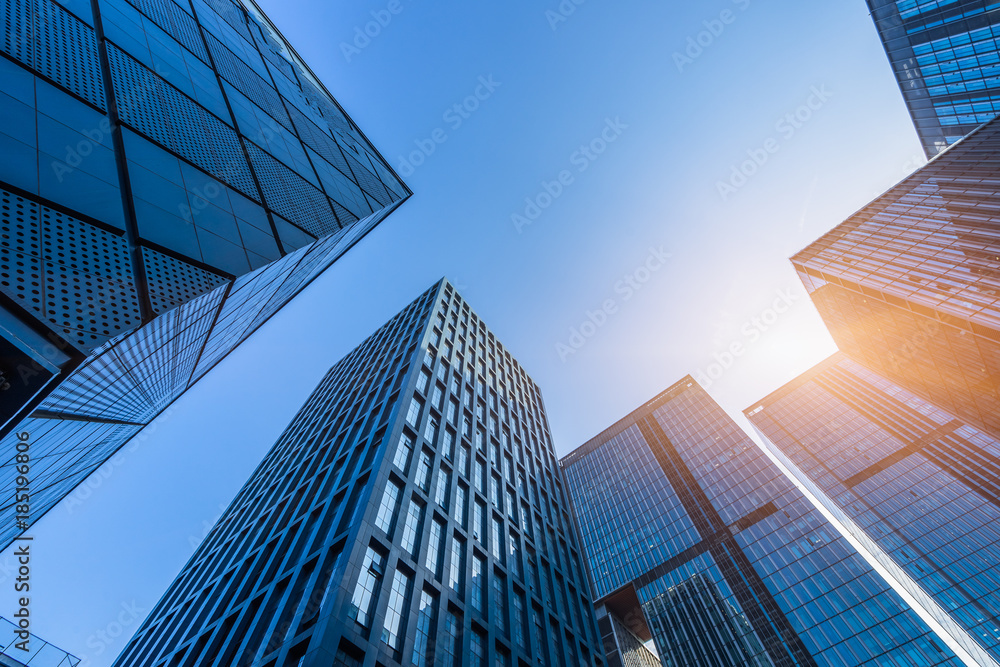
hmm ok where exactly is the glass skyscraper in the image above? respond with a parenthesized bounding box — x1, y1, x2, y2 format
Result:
(747, 352, 1000, 666)
(0, 0, 408, 547)
(111, 279, 606, 667)
(791, 114, 1000, 439)
(562, 378, 961, 667)
(866, 0, 1000, 157)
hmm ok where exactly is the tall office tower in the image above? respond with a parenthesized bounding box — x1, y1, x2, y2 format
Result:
(111, 279, 606, 667)
(791, 115, 1000, 440)
(866, 0, 1000, 157)
(0, 0, 408, 545)
(0, 616, 81, 666)
(747, 352, 1000, 667)
(562, 378, 963, 667)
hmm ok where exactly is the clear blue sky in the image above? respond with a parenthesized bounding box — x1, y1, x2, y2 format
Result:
(5, 0, 928, 662)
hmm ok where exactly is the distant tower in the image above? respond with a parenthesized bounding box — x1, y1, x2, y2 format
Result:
(112, 280, 607, 667)
(747, 352, 1000, 666)
(866, 0, 1000, 157)
(562, 378, 961, 666)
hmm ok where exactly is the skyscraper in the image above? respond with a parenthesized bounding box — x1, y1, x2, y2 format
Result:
(866, 0, 1000, 157)
(791, 114, 1000, 439)
(111, 279, 606, 667)
(747, 352, 1000, 667)
(562, 378, 963, 667)
(0, 0, 408, 546)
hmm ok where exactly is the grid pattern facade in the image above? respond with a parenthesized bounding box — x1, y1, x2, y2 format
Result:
(792, 115, 1000, 438)
(867, 0, 1000, 156)
(0, 0, 407, 546)
(111, 279, 606, 667)
(747, 352, 1000, 666)
(562, 379, 959, 667)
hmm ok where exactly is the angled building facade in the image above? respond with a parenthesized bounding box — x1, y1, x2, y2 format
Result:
(0, 0, 408, 546)
(792, 115, 1000, 439)
(562, 378, 962, 667)
(867, 0, 1000, 157)
(0, 616, 81, 666)
(111, 280, 606, 667)
(747, 352, 1000, 666)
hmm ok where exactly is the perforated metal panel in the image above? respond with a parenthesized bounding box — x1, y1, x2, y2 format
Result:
(3, 189, 139, 351)
(125, 0, 209, 62)
(107, 44, 259, 200)
(205, 30, 291, 130)
(202, 0, 251, 42)
(344, 151, 392, 207)
(244, 141, 341, 238)
(41, 206, 142, 350)
(141, 246, 227, 314)
(329, 198, 358, 227)
(0, 0, 106, 108)
(0, 190, 44, 318)
(287, 104, 351, 176)
(0, 0, 32, 65)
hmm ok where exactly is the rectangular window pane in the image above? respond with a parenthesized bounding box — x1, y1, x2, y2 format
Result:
(411, 589, 438, 667)
(348, 547, 385, 628)
(401, 499, 425, 556)
(375, 479, 401, 534)
(381, 568, 412, 651)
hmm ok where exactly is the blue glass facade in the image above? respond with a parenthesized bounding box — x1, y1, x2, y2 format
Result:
(563, 379, 960, 667)
(0, 0, 407, 547)
(867, 0, 1000, 156)
(111, 280, 606, 667)
(792, 115, 1000, 439)
(748, 352, 1000, 666)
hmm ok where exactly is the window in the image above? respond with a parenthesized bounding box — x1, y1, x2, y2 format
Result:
(509, 534, 521, 577)
(449, 537, 465, 593)
(470, 629, 487, 667)
(490, 475, 501, 511)
(493, 574, 507, 635)
(417, 369, 430, 393)
(401, 499, 425, 556)
(474, 500, 486, 542)
(424, 418, 439, 445)
(348, 547, 385, 628)
(375, 480, 402, 534)
(532, 607, 549, 666)
(491, 518, 504, 563)
(471, 554, 486, 613)
(416, 451, 433, 492)
(432, 384, 444, 409)
(474, 460, 485, 493)
(406, 397, 423, 427)
(435, 468, 451, 509)
(513, 590, 527, 650)
(448, 399, 459, 425)
(455, 484, 468, 528)
(393, 433, 413, 473)
(439, 610, 461, 667)
(458, 445, 470, 477)
(426, 518, 445, 578)
(443, 428, 455, 460)
(411, 589, 437, 667)
(381, 569, 412, 652)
